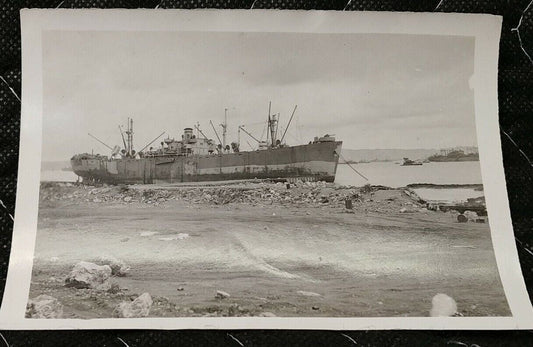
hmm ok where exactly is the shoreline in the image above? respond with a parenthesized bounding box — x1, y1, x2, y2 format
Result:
(26, 180, 508, 319)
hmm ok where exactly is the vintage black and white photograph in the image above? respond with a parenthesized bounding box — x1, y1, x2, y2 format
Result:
(5, 10, 532, 329)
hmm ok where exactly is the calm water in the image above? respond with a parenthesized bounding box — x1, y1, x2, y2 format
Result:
(335, 161, 482, 188)
(41, 161, 483, 188)
(40, 170, 78, 182)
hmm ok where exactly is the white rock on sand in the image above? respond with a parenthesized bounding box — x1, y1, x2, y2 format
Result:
(215, 290, 231, 299)
(65, 261, 112, 290)
(258, 312, 276, 317)
(297, 290, 322, 297)
(158, 233, 189, 241)
(26, 294, 63, 319)
(140, 231, 158, 237)
(97, 255, 130, 277)
(430, 293, 458, 317)
(113, 293, 153, 318)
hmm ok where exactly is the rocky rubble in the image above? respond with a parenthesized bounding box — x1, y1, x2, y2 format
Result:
(96, 256, 130, 277)
(65, 261, 113, 291)
(113, 292, 153, 318)
(39, 181, 411, 211)
(25, 294, 64, 318)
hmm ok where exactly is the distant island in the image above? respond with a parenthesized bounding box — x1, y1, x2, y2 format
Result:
(427, 149, 479, 162)
(340, 147, 478, 163)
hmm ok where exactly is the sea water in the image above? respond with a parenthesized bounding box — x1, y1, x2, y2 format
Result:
(41, 161, 483, 187)
(335, 161, 482, 188)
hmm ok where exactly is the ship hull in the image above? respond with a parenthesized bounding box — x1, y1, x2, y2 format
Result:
(71, 141, 342, 184)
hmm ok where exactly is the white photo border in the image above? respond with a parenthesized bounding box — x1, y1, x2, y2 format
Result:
(2, 9, 531, 330)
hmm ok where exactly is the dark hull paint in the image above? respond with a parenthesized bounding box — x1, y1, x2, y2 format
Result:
(71, 141, 342, 184)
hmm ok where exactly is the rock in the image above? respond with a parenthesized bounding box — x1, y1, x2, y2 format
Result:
(97, 256, 130, 277)
(93, 198, 101, 203)
(430, 293, 458, 317)
(26, 295, 63, 319)
(65, 261, 112, 290)
(259, 312, 276, 317)
(113, 292, 153, 318)
(297, 290, 321, 297)
(123, 196, 132, 202)
(312, 306, 320, 310)
(120, 238, 129, 242)
(177, 287, 184, 291)
(108, 282, 121, 294)
(215, 290, 230, 299)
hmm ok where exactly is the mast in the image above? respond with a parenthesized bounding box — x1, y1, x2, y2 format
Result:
(266, 102, 271, 146)
(238, 125, 261, 143)
(124, 117, 134, 157)
(280, 105, 297, 144)
(210, 120, 223, 151)
(139, 131, 165, 153)
(267, 100, 277, 147)
(130, 118, 134, 155)
(118, 126, 127, 152)
(194, 124, 209, 140)
(220, 108, 228, 149)
(270, 113, 278, 147)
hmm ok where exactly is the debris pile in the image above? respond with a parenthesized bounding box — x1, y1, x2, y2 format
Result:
(96, 256, 130, 277)
(39, 181, 490, 218)
(39, 181, 403, 210)
(25, 294, 64, 319)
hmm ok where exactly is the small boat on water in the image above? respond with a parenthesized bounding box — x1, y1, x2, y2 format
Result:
(401, 157, 423, 166)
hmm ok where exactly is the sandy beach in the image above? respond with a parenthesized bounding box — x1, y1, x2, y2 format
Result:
(26, 181, 510, 319)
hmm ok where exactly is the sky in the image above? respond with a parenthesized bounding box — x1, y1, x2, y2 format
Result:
(42, 30, 476, 161)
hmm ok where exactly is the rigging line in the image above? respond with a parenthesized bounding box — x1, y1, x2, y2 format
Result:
(338, 152, 369, 181)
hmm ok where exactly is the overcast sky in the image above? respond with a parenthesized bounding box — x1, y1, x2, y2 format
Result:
(42, 30, 476, 161)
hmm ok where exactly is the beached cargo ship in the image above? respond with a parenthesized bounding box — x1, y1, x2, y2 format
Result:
(71, 108, 342, 184)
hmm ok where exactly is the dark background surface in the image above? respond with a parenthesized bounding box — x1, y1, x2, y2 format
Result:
(0, 1, 532, 345)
